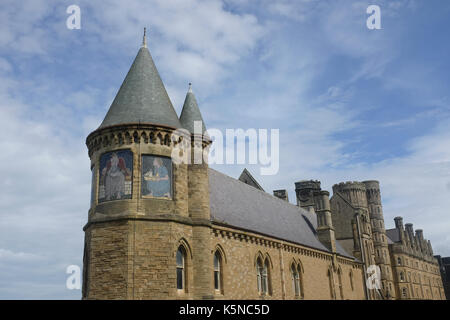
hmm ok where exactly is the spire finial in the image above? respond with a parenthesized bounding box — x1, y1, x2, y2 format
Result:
(142, 27, 147, 48)
(188, 82, 192, 93)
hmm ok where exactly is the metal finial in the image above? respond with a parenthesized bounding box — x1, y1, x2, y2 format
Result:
(188, 82, 192, 93)
(142, 27, 147, 48)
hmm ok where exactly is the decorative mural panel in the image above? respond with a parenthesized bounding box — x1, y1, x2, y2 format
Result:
(98, 150, 133, 202)
(142, 155, 172, 199)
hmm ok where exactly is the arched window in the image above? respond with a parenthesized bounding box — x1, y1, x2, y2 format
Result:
(176, 246, 186, 291)
(257, 257, 270, 295)
(400, 272, 404, 281)
(262, 259, 269, 294)
(397, 257, 402, 265)
(256, 257, 263, 294)
(291, 264, 300, 297)
(214, 251, 222, 293)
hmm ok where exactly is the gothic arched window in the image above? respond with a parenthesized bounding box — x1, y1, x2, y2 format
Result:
(176, 246, 186, 291)
(291, 264, 300, 297)
(257, 257, 271, 295)
(256, 257, 263, 294)
(214, 251, 223, 293)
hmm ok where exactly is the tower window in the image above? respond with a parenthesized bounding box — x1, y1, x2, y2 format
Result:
(214, 251, 222, 293)
(176, 246, 186, 291)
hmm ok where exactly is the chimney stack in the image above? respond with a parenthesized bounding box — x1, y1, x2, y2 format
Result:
(394, 216, 404, 230)
(294, 180, 321, 213)
(315, 190, 336, 253)
(273, 189, 289, 202)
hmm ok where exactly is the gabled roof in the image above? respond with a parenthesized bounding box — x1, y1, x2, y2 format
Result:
(179, 84, 206, 134)
(238, 168, 265, 191)
(99, 45, 181, 129)
(208, 168, 353, 259)
(386, 228, 400, 243)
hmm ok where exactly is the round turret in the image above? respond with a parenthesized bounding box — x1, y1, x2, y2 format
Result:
(332, 181, 368, 208)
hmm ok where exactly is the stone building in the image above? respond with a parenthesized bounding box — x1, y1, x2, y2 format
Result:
(384, 219, 446, 300)
(435, 256, 450, 299)
(82, 33, 445, 300)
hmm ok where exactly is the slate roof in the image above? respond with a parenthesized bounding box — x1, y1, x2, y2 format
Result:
(386, 228, 400, 243)
(179, 85, 207, 134)
(208, 168, 354, 259)
(238, 168, 265, 191)
(99, 46, 181, 129)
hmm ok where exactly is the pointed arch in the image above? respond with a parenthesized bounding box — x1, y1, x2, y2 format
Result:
(254, 251, 264, 267)
(141, 131, 148, 144)
(213, 244, 227, 264)
(263, 252, 274, 269)
(175, 237, 193, 259)
(157, 132, 163, 145)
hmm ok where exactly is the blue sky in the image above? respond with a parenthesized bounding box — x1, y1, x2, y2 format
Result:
(0, 0, 449, 299)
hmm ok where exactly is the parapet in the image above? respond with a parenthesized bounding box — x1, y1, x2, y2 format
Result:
(332, 181, 366, 194)
(295, 180, 321, 191)
(362, 180, 380, 190)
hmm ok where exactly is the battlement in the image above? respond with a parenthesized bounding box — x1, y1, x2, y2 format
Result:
(332, 181, 366, 193)
(362, 180, 380, 190)
(295, 180, 321, 191)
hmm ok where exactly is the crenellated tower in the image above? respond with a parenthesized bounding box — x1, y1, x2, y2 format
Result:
(330, 181, 378, 299)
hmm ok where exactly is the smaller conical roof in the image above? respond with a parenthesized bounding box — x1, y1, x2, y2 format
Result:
(179, 84, 207, 134)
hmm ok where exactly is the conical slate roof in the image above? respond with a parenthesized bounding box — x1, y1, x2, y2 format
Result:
(179, 84, 206, 134)
(99, 45, 181, 129)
